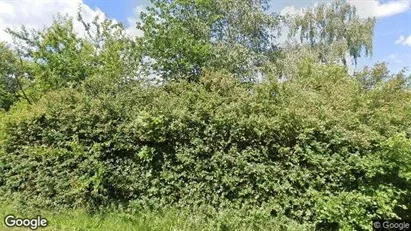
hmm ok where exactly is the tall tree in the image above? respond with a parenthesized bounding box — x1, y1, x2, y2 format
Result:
(5, 11, 141, 101)
(0, 42, 19, 111)
(0, 42, 32, 110)
(285, 0, 375, 67)
(137, 0, 280, 82)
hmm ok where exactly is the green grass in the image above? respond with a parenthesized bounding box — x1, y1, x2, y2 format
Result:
(0, 203, 314, 231)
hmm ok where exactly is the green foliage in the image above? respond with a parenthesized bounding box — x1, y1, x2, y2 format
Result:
(0, 42, 20, 110)
(5, 13, 140, 102)
(137, 0, 280, 82)
(285, 0, 375, 66)
(0, 202, 313, 231)
(1, 62, 410, 230)
(0, 1, 410, 230)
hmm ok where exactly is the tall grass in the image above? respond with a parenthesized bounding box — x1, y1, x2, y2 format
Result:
(0, 203, 313, 231)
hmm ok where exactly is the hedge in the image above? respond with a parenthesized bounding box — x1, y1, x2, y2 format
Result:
(1, 66, 410, 230)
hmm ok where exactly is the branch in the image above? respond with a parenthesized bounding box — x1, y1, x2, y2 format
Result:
(15, 51, 32, 105)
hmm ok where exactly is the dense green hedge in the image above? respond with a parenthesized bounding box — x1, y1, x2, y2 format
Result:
(1, 64, 411, 230)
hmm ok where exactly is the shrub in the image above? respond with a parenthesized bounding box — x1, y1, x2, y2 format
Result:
(1, 66, 410, 230)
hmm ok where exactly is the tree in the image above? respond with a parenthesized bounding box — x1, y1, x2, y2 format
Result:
(138, 0, 376, 83)
(0, 43, 17, 111)
(137, 0, 280, 82)
(6, 15, 97, 97)
(285, 0, 375, 67)
(5, 11, 141, 102)
(0, 42, 32, 110)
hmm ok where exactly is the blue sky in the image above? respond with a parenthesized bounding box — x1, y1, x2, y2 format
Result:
(1, 0, 410, 74)
(83, 0, 150, 24)
(358, 9, 411, 74)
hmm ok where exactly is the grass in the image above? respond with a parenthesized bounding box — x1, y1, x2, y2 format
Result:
(0, 203, 314, 231)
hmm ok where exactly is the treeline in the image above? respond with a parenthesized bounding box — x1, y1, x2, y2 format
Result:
(0, 0, 410, 230)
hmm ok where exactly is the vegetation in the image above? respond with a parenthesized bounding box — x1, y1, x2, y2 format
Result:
(1, 0, 410, 230)
(0, 202, 314, 231)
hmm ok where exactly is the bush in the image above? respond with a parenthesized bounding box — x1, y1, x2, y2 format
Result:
(1, 65, 410, 230)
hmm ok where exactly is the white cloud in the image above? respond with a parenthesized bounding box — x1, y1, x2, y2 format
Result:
(125, 5, 146, 37)
(280, 2, 325, 16)
(395, 35, 411, 46)
(279, 5, 303, 16)
(395, 35, 405, 43)
(347, 0, 411, 18)
(0, 0, 107, 44)
(279, 0, 411, 19)
(386, 53, 404, 64)
(388, 54, 397, 59)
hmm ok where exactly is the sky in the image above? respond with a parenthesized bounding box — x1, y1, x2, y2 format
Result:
(0, 0, 410, 74)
